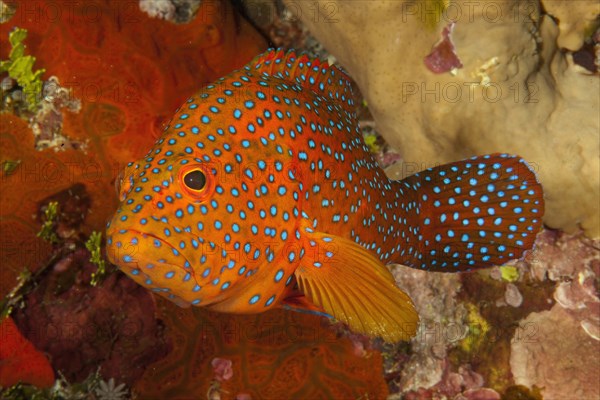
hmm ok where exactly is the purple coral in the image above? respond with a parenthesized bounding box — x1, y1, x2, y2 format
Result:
(404, 361, 500, 399)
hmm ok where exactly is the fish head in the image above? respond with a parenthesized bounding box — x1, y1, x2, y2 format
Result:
(106, 82, 303, 310)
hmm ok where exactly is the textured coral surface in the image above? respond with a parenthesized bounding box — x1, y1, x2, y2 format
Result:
(135, 299, 389, 399)
(510, 305, 599, 400)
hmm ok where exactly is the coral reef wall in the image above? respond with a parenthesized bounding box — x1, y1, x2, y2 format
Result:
(0, 0, 266, 295)
(283, 0, 600, 237)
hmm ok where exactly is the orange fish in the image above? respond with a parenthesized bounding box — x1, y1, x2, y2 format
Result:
(106, 49, 544, 342)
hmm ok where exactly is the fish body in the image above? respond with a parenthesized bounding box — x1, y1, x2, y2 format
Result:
(106, 50, 544, 342)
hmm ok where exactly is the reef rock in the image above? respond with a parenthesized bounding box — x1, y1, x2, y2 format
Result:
(526, 229, 600, 340)
(284, 0, 600, 237)
(510, 305, 600, 399)
(389, 265, 467, 392)
(541, 0, 600, 50)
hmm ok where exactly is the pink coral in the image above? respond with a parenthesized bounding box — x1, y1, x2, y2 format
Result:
(504, 283, 523, 308)
(404, 361, 500, 399)
(211, 357, 233, 382)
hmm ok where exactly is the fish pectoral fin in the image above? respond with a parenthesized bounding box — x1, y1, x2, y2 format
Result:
(294, 232, 419, 342)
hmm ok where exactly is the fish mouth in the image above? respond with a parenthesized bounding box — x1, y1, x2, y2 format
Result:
(130, 229, 175, 250)
(106, 228, 193, 272)
(106, 227, 206, 308)
(134, 229, 194, 268)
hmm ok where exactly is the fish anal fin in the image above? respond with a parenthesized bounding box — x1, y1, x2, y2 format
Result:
(294, 232, 419, 342)
(281, 289, 334, 319)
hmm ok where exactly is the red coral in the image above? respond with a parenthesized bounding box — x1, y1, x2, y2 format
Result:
(0, 316, 55, 388)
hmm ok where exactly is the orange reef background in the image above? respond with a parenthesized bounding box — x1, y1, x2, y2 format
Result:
(0, 0, 266, 294)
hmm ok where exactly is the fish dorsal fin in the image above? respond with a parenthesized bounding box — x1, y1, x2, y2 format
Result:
(294, 230, 419, 342)
(249, 49, 357, 114)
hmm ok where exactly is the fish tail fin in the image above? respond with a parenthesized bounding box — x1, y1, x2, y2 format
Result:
(398, 154, 544, 272)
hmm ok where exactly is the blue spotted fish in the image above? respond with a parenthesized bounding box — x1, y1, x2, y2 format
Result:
(106, 49, 544, 342)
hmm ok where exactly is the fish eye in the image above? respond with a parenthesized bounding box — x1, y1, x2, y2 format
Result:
(178, 164, 214, 202)
(183, 170, 206, 191)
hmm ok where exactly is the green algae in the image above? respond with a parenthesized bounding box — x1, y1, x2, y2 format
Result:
(0, 28, 46, 112)
(500, 265, 520, 282)
(37, 201, 59, 244)
(1, 159, 20, 176)
(0, 268, 32, 320)
(459, 303, 490, 354)
(363, 132, 381, 153)
(86, 231, 108, 287)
